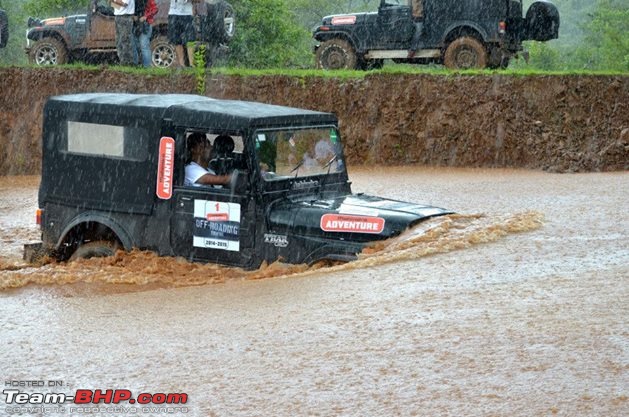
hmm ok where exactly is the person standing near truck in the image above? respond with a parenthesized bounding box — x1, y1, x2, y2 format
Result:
(408, 0, 424, 59)
(113, 0, 136, 66)
(134, 0, 158, 67)
(0, 8, 9, 49)
(168, 0, 196, 67)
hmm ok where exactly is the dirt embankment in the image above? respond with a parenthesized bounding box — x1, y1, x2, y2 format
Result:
(0, 67, 627, 174)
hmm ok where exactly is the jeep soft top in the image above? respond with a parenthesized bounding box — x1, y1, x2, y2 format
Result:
(26, 93, 451, 268)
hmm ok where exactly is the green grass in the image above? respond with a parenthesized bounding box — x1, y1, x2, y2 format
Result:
(1, 62, 626, 78)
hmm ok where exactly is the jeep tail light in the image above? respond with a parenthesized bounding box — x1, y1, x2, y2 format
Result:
(499, 21, 507, 34)
(319, 26, 330, 31)
(36, 209, 42, 226)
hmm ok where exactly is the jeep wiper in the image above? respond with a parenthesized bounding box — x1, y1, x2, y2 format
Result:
(290, 158, 305, 174)
(319, 154, 339, 198)
(322, 154, 338, 172)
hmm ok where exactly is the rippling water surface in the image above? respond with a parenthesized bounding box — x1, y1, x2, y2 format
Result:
(0, 168, 627, 417)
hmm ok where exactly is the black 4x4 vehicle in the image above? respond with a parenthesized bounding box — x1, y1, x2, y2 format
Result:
(25, 0, 235, 67)
(24, 93, 451, 267)
(314, 0, 560, 70)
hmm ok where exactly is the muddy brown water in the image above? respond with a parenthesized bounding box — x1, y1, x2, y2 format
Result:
(0, 167, 627, 417)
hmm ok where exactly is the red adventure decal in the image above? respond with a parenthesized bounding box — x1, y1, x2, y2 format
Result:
(320, 214, 385, 234)
(331, 16, 357, 25)
(206, 213, 229, 222)
(156, 136, 175, 200)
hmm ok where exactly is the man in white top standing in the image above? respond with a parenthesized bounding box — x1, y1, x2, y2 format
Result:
(112, 0, 136, 66)
(168, 0, 196, 67)
(185, 133, 232, 187)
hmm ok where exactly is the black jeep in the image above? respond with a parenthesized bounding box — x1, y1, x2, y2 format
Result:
(24, 93, 451, 268)
(313, 0, 560, 70)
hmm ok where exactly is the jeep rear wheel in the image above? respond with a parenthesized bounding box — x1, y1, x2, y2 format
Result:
(443, 37, 488, 70)
(316, 39, 357, 70)
(150, 35, 176, 68)
(29, 38, 68, 66)
(69, 240, 120, 261)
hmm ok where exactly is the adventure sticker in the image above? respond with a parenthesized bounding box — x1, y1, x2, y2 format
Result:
(331, 16, 357, 25)
(156, 136, 175, 200)
(320, 214, 385, 234)
(193, 200, 241, 251)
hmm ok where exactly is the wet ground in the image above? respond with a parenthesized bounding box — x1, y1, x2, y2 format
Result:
(0, 167, 627, 417)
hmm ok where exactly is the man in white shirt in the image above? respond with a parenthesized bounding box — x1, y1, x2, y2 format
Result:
(112, 0, 136, 65)
(185, 133, 232, 187)
(168, 0, 196, 67)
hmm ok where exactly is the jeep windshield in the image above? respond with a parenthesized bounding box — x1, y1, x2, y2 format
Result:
(254, 126, 345, 182)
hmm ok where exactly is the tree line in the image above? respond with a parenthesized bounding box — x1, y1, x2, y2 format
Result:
(0, 0, 626, 71)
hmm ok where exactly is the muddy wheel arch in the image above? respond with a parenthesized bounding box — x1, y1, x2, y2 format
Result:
(56, 214, 132, 260)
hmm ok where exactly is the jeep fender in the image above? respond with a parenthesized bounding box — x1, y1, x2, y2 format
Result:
(315, 31, 360, 53)
(56, 212, 133, 252)
(442, 22, 491, 46)
(27, 29, 70, 47)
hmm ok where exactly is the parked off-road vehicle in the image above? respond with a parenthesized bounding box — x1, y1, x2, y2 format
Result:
(24, 93, 451, 267)
(25, 0, 235, 67)
(313, 0, 560, 70)
(0, 9, 8, 49)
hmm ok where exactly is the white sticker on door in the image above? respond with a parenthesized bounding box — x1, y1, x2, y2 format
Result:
(193, 200, 241, 251)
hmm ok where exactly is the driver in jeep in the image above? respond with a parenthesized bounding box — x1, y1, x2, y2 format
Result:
(185, 132, 232, 187)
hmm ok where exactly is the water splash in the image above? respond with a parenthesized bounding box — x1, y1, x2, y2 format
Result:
(0, 212, 543, 292)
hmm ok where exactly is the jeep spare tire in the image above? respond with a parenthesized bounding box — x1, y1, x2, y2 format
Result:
(0, 9, 9, 49)
(443, 36, 488, 70)
(29, 37, 69, 65)
(197, 0, 235, 44)
(316, 39, 357, 70)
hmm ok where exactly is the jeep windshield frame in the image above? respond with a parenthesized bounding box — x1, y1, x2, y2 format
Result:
(254, 125, 347, 185)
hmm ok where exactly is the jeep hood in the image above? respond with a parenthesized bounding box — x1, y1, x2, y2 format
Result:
(268, 193, 451, 242)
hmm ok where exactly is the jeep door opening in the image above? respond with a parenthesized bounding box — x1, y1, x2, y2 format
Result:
(313, 0, 560, 70)
(24, 93, 451, 268)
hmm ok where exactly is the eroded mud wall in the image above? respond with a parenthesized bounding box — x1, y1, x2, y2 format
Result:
(0, 67, 627, 174)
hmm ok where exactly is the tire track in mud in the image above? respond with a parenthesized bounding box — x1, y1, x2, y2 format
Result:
(0, 212, 543, 292)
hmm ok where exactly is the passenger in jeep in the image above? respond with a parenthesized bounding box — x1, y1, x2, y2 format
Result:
(184, 132, 232, 187)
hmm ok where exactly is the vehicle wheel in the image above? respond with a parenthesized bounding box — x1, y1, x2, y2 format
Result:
(443, 36, 488, 70)
(218, 1, 236, 43)
(69, 240, 120, 261)
(316, 39, 357, 70)
(29, 38, 68, 66)
(150, 35, 176, 68)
